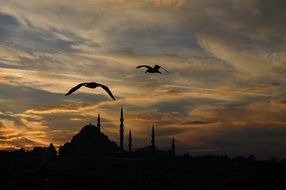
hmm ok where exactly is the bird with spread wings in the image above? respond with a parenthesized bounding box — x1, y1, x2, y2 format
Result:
(136, 64, 169, 74)
(65, 82, 115, 101)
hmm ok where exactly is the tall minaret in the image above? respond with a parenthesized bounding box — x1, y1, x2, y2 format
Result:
(151, 124, 155, 151)
(171, 136, 175, 156)
(128, 129, 132, 153)
(120, 107, 124, 151)
(97, 113, 101, 132)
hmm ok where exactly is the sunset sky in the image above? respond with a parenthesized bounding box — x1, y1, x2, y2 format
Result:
(0, 0, 285, 159)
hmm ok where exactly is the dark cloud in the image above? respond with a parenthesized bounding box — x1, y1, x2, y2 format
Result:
(0, 13, 20, 42)
(155, 126, 189, 136)
(0, 84, 64, 112)
(180, 120, 214, 125)
(0, 14, 76, 54)
(0, 112, 27, 128)
(156, 99, 190, 114)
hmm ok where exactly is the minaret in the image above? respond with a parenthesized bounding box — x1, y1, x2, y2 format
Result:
(151, 125, 155, 151)
(171, 136, 175, 156)
(119, 107, 124, 151)
(128, 129, 132, 153)
(97, 113, 101, 132)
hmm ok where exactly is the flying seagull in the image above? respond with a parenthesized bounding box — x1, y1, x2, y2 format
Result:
(136, 64, 169, 74)
(65, 82, 116, 100)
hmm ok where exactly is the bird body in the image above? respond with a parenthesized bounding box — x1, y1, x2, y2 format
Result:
(65, 82, 115, 100)
(136, 64, 169, 74)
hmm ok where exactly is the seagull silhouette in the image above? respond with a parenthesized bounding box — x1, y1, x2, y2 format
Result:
(136, 64, 169, 74)
(65, 82, 116, 100)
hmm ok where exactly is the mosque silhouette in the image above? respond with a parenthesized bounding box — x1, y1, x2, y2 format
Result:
(1, 108, 286, 190)
(58, 107, 176, 159)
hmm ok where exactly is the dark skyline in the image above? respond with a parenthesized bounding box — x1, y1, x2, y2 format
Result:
(3, 118, 286, 190)
(0, 0, 285, 159)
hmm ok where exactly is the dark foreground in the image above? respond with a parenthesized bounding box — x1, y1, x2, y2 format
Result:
(1, 151, 286, 190)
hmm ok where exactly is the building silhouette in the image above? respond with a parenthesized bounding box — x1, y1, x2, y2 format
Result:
(57, 109, 175, 157)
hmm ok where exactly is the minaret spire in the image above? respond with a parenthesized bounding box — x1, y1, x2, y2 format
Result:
(171, 136, 175, 156)
(97, 113, 101, 132)
(119, 107, 124, 151)
(151, 124, 155, 151)
(128, 129, 132, 153)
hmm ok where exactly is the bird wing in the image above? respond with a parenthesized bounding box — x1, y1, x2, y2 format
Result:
(136, 65, 152, 70)
(155, 65, 169, 73)
(98, 84, 116, 101)
(65, 83, 85, 96)
(160, 66, 169, 73)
